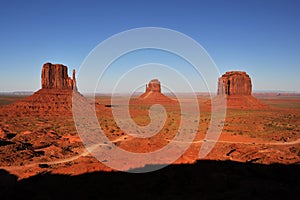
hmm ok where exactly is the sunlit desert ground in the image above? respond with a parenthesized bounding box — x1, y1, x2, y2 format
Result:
(0, 94, 299, 180)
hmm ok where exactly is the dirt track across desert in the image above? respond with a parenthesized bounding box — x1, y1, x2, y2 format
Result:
(1, 136, 299, 171)
(0, 135, 128, 170)
(168, 138, 300, 146)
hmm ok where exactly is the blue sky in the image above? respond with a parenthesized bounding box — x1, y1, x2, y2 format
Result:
(0, 0, 299, 93)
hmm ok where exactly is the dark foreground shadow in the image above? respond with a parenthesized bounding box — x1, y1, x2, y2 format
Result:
(0, 160, 299, 200)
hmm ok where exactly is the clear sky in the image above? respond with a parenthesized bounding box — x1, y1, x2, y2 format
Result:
(0, 0, 299, 93)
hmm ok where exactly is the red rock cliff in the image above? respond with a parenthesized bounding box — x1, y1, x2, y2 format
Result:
(41, 63, 77, 91)
(218, 71, 252, 96)
(145, 79, 161, 93)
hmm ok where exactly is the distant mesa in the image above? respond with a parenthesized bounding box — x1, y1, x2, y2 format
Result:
(138, 79, 174, 103)
(139, 79, 161, 98)
(0, 63, 86, 116)
(145, 79, 161, 93)
(216, 71, 267, 109)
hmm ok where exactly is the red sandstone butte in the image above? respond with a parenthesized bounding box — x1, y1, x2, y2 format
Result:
(215, 71, 267, 109)
(138, 79, 174, 103)
(218, 71, 252, 96)
(0, 63, 86, 116)
(145, 79, 161, 93)
(41, 63, 77, 91)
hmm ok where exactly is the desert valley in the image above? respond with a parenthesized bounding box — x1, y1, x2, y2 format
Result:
(0, 63, 299, 199)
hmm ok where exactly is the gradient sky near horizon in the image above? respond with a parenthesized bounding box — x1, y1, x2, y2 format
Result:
(0, 0, 299, 93)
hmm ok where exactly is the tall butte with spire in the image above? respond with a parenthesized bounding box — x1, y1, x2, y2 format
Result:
(0, 63, 86, 116)
(41, 63, 77, 91)
(216, 71, 266, 109)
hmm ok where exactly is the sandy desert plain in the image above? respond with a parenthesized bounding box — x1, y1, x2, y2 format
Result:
(0, 85, 299, 199)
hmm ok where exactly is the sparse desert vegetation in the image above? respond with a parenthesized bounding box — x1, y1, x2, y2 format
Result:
(0, 93, 299, 179)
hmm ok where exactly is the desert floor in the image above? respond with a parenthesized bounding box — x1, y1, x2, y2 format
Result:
(0, 94, 299, 199)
